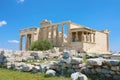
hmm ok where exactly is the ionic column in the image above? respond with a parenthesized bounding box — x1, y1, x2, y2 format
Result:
(84, 33, 86, 42)
(51, 26, 54, 43)
(28, 35, 32, 47)
(46, 27, 48, 39)
(20, 35, 22, 50)
(76, 31, 78, 42)
(81, 32, 84, 42)
(67, 22, 71, 44)
(62, 24, 64, 46)
(25, 35, 29, 51)
(88, 33, 90, 42)
(56, 25, 59, 46)
(90, 33, 92, 43)
(40, 28, 43, 40)
(86, 32, 89, 42)
(31, 33, 34, 42)
(107, 33, 109, 51)
(93, 33, 95, 43)
(91, 33, 93, 43)
(85, 33, 88, 42)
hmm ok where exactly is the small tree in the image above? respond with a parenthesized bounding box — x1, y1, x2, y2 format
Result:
(29, 40, 53, 51)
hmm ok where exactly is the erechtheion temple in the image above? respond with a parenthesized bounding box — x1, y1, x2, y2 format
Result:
(19, 20, 110, 53)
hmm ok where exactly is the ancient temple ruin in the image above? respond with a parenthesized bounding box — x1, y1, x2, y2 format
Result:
(19, 20, 109, 53)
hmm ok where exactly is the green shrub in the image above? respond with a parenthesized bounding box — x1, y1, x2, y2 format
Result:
(29, 40, 53, 51)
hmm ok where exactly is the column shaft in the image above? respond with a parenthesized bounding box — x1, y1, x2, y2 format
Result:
(31, 33, 34, 42)
(25, 35, 29, 51)
(62, 24, 64, 46)
(86, 32, 89, 42)
(93, 33, 95, 43)
(46, 27, 48, 39)
(67, 22, 71, 44)
(76, 31, 78, 41)
(20, 35, 22, 50)
(81, 32, 84, 42)
(56, 25, 59, 46)
(107, 33, 109, 51)
(51, 26, 53, 43)
(88, 33, 90, 42)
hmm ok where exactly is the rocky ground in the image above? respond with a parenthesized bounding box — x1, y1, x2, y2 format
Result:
(0, 48, 120, 80)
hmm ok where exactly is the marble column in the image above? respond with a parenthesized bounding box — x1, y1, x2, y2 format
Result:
(67, 22, 71, 44)
(40, 28, 43, 40)
(88, 33, 90, 42)
(20, 35, 22, 50)
(91, 33, 93, 43)
(46, 27, 48, 39)
(28, 35, 32, 48)
(62, 24, 64, 46)
(81, 32, 84, 42)
(56, 25, 59, 46)
(76, 31, 78, 42)
(107, 33, 109, 51)
(93, 33, 95, 43)
(90, 33, 91, 42)
(86, 32, 89, 42)
(84, 33, 86, 42)
(85, 32, 88, 42)
(25, 34, 29, 51)
(31, 33, 34, 42)
(51, 26, 53, 43)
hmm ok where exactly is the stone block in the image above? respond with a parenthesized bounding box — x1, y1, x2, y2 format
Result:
(113, 76, 120, 80)
(71, 57, 83, 64)
(71, 72, 79, 80)
(22, 64, 33, 72)
(45, 69, 56, 77)
(78, 73, 88, 80)
(71, 72, 88, 80)
(111, 66, 119, 71)
(101, 69, 110, 74)
(86, 58, 104, 66)
(103, 59, 120, 66)
(95, 68, 101, 73)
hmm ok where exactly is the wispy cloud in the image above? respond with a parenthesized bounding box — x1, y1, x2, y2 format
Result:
(8, 40, 19, 44)
(0, 20, 7, 27)
(17, 0, 25, 3)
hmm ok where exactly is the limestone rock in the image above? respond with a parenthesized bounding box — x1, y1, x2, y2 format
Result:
(45, 69, 56, 77)
(22, 57, 27, 62)
(113, 76, 120, 80)
(103, 59, 120, 66)
(71, 72, 80, 80)
(86, 58, 104, 66)
(101, 69, 110, 74)
(111, 66, 119, 71)
(71, 57, 83, 64)
(71, 72, 88, 80)
(62, 51, 71, 59)
(22, 64, 33, 72)
(78, 73, 88, 80)
(32, 66, 40, 73)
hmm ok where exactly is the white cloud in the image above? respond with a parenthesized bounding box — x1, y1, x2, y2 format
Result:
(8, 40, 19, 44)
(0, 20, 7, 27)
(17, 0, 25, 3)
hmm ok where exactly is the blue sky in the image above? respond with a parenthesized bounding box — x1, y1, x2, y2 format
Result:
(0, 0, 120, 52)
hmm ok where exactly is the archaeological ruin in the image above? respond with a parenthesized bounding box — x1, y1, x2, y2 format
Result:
(19, 20, 110, 53)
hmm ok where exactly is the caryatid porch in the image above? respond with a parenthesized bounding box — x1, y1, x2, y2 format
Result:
(71, 28, 96, 43)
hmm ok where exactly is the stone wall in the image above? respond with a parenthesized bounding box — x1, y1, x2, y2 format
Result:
(0, 49, 120, 80)
(81, 58, 120, 80)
